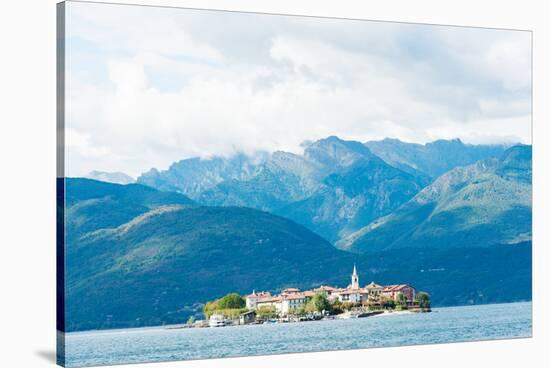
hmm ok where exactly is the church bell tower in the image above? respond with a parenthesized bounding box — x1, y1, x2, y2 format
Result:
(351, 264, 359, 289)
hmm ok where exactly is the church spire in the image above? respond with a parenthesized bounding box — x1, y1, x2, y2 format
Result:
(351, 263, 359, 290)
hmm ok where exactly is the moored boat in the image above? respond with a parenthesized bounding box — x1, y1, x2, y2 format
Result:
(209, 314, 226, 327)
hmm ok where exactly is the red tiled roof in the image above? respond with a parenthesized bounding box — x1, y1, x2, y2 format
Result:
(383, 284, 412, 292)
(282, 287, 300, 293)
(382, 285, 398, 292)
(284, 293, 308, 300)
(366, 282, 383, 289)
(314, 285, 338, 292)
(257, 296, 282, 303)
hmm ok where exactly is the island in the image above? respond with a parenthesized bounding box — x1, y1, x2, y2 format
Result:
(185, 265, 431, 328)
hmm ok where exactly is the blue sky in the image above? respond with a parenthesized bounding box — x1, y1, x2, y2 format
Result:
(65, 2, 532, 177)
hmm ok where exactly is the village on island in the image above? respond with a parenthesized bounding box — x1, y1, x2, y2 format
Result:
(182, 265, 431, 328)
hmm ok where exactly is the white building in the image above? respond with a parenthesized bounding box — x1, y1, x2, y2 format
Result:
(245, 290, 271, 309)
(338, 289, 362, 303)
(280, 293, 307, 314)
(255, 295, 282, 311)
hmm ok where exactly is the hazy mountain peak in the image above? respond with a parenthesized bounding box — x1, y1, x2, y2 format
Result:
(85, 170, 135, 185)
(365, 138, 509, 178)
(304, 136, 374, 168)
(428, 138, 464, 146)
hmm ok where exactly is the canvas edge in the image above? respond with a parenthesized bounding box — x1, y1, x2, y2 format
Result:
(56, 1, 67, 367)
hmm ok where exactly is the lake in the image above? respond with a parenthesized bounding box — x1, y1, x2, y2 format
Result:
(62, 302, 532, 367)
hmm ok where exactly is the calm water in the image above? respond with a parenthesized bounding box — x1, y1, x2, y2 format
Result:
(63, 302, 531, 367)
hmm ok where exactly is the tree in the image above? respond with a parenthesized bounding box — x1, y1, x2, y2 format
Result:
(257, 305, 277, 319)
(310, 293, 331, 312)
(202, 300, 220, 315)
(380, 297, 396, 309)
(304, 301, 317, 314)
(202, 293, 247, 318)
(416, 292, 431, 309)
(341, 302, 355, 311)
(291, 306, 306, 316)
(330, 299, 344, 314)
(217, 293, 246, 309)
(396, 293, 407, 309)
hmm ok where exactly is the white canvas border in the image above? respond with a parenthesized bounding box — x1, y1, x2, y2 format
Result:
(0, 0, 547, 367)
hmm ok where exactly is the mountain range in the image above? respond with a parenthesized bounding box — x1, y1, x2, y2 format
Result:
(338, 145, 532, 252)
(63, 136, 532, 331)
(137, 137, 512, 242)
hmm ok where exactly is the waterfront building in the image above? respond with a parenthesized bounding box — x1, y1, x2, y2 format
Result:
(338, 289, 362, 303)
(239, 310, 256, 325)
(245, 290, 271, 309)
(382, 284, 416, 301)
(365, 282, 384, 302)
(255, 295, 282, 311)
(280, 293, 307, 314)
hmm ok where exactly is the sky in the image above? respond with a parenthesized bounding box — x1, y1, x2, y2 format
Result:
(65, 2, 532, 178)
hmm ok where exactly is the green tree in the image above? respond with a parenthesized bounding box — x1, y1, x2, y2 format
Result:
(416, 292, 431, 309)
(310, 293, 331, 312)
(217, 293, 246, 309)
(341, 302, 354, 311)
(396, 293, 407, 309)
(257, 305, 277, 319)
(202, 293, 247, 318)
(202, 300, 220, 315)
(380, 297, 396, 309)
(289, 306, 306, 316)
(304, 301, 317, 313)
(331, 300, 344, 315)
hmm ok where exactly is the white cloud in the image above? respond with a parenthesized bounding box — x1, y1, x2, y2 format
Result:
(64, 2, 532, 177)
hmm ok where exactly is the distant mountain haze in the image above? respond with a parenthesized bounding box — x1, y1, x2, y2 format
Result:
(85, 170, 135, 185)
(136, 136, 513, 242)
(364, 138, 509, 179)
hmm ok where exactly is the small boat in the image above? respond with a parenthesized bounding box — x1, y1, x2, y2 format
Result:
(209, 314, 226, 328)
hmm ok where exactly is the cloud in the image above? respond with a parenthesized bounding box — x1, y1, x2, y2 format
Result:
(64, 2, 532, 177)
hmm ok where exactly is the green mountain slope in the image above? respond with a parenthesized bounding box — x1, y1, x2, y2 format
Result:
(65, 204, 358, 331)
(65, 178, 195, 240)
(339, 145, 532, 253)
